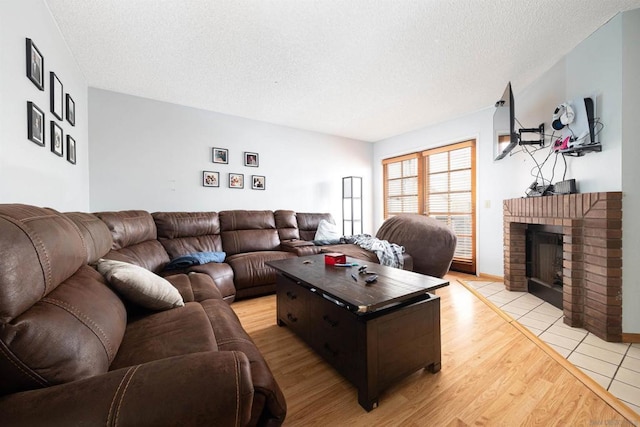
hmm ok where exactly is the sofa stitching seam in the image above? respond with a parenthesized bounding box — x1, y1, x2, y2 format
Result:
(0, 341, 48, 387)
(234, 352, 240, 427)
(107, 368, 130, 426)
(216, 337, 254, 346)
(41, 297, 115, 361)
(114, 364, 140, 426)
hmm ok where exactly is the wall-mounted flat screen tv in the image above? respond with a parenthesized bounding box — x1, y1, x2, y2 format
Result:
(494, 82, 517, 160)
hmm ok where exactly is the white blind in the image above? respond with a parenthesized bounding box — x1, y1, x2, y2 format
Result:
(425, 146, 473, 260)
(385, 157, 419, 215)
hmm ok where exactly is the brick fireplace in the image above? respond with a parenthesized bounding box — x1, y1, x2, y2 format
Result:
(503, 192, 622, 342)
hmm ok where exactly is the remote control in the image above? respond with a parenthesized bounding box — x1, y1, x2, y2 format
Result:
(364, 275, 377, 284)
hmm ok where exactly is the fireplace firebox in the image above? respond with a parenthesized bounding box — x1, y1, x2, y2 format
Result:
(526, 224, 563, 309)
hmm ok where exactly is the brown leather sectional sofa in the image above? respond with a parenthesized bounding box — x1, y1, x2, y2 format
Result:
(0, 204, 456, 426)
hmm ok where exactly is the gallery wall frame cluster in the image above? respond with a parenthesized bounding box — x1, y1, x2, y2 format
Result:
(204, 148, 265, 190)
(26, 38, 76, 165)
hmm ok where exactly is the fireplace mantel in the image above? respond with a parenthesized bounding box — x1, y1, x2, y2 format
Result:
(503, 192, 622, 342)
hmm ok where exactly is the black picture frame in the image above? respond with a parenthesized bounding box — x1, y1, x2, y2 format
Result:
(203, 171, 219, 187)
(66, 94, 75, 126)
(244, 152, 259, 167)
(27, 101, 45, 146)
(252, 175, 266, 190)
(26, 38, 44, 91)
(50, 72, 63, 120)
(50, 121, 63, 157)
(229, 173, 244, 189)
(212, 147, 228, 164)
(66, 135, 76, 164)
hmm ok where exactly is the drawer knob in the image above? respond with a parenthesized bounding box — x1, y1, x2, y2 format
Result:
(287, 312, 298, 322)
(286, 291, 297, 300)
(323, 315, 338, 327)
(324, 343, 339, 357)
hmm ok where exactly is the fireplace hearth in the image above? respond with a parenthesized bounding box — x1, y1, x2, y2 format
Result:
(503, 192, 622, 342)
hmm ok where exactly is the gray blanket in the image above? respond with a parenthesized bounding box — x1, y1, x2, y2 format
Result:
(345, 234, 405, 269)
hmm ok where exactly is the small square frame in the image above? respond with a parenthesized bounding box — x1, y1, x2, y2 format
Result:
(27, 101, 45, 146)
(50, 72, 63, 120)
(51, 121, 63, 157)
(229, 173, 244, 189)
(66, 135, 76, 164)
(26, 38, 44, 91)
(252, 175, 266, 190)
(203, 171, 219, 187)
(66, 94, 75, 126)
(212, 147, 228, 164)
(244, 152, 259, 167)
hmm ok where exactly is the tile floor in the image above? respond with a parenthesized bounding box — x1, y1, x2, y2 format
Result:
(465, 280, 640, 415)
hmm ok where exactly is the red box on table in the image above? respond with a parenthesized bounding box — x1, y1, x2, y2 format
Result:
(324, 253, 346, 265)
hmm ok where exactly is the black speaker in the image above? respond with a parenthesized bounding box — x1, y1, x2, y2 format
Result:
(584, 97, 595, 143)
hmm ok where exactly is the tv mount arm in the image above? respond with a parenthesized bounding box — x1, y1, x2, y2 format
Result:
(518, 123, 545, 146)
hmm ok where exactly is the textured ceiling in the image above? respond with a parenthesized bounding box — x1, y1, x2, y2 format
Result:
(45, 0, 640, 142)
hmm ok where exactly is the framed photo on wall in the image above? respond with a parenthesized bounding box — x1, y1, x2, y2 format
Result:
(50, 72, 63, 120)
(229, 173, 244, 189)
(244, 152, 259, 167)
(212, 147, 228, 164)
(66, 94, 75, 126)
(251, 175, 265, 190)
(27, 101, 45, 146)
(50, 121, 63, 157)
(66, 135, 76, 164)
(203, 171, 219, 187)
(26, 38, 44, 91)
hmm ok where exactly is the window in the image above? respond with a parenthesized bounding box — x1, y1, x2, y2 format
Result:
(383, 140, 476, 274)
(383, 153, 421, 217)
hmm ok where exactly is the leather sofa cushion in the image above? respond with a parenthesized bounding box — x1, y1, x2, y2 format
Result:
(104, 241, 170, 273)
(226, 251, 296, 292)
(97, 210, 170, 273)
(201, 299, 287, 426)
(184, 263, 235, 302)
(153, 212, 223, 259)
(65, 212, 113, 264)
(0, 265, 127, 396)
(163, 272, 223, 302)
(0, 205, 86, 321)
(95, 210, 157, 251)
(219, 210, 280, 255)
(295, 213, 335, 241)
(274, 210, 299, 241)
(110, 302, 218, 370)
(153, 211, 220, 239)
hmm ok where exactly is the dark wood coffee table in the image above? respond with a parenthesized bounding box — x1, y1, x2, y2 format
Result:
(267, 254, 449, 411)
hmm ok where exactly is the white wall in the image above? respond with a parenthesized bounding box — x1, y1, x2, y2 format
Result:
(0, 0, 89, 211)
(373, 12, 639, 333)
(621, 9, 640, 333)
(88, 89, 373, 231)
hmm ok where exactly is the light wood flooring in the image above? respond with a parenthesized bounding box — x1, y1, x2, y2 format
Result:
(231, 272, 639, 426)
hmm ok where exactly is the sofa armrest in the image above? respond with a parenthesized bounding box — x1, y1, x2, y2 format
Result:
(279, 239, 321, 256)
(0, 351, 254, 427)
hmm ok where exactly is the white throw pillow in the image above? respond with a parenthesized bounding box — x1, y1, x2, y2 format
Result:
(314, 219, 341, 241)
(95, 259, 184, 310)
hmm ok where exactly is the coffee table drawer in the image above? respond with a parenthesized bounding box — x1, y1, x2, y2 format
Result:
(307, 293, 358, 381)
(276, 276, 314, 341)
